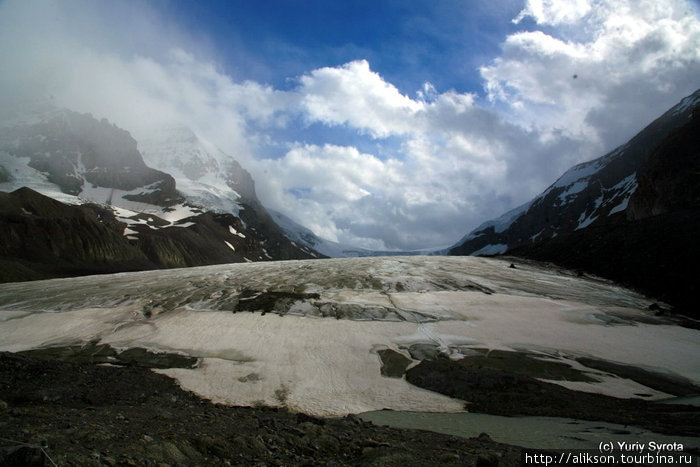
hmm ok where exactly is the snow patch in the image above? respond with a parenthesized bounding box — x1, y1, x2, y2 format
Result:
(557, 180, 588, 204)
(79, 185, 202, 227)
(471, 243, 508, 256)
(229, 225, 245, 238)
(608, 198, 629, 215)
(605, 174, 638, 216)
(547, 160, 600, 193)
(530, 229, 545, 242)
(224, 241, 235, 251)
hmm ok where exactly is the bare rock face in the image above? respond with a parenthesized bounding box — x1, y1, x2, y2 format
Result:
(0, 187, 153, 281)
(223, 157, 257, 203)
(627, 108, 700, 220)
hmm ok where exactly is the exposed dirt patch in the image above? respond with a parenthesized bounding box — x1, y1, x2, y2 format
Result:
(236, 289, 320, 315)
(457, 349, 597, 382)
(576, 356, 700, 396)
(376, 349, 412, 378)
(17, 342, 198, 370)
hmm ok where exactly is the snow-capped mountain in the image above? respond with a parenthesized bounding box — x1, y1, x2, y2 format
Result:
(135, 126, 256, 215)
(270, 209, 445, 258)
(450, 89, 700, 257)
(269, 210, 376, 258)
(0, 106, 321, 281)
(449, 89, 700, 316)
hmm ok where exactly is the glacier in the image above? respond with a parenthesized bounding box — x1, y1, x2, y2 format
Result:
(0, 256, 696, 418)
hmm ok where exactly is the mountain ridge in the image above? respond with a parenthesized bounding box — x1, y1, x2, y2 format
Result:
(450, 88, 700, 316)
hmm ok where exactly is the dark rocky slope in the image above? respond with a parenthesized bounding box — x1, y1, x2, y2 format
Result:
(0, 187, 317, 283)
(508, 109, 700, 317)
(0, 187, 153, 281)
(0, 351, 522, 466)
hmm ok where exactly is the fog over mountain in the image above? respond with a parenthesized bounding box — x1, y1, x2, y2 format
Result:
(1, 0, 699, 250)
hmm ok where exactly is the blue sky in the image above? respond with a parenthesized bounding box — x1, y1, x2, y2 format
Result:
(159, 0, 524, 94)
(1, 0, 699, 250)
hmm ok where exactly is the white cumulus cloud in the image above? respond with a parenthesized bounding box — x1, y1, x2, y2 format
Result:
(482, 0, 700, 150)
(298, 60, 424, 138)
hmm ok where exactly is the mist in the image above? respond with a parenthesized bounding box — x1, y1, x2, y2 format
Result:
(1, 0, 698, 250)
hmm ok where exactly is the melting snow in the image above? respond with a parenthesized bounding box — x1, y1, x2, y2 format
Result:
(1, 257, 691, 416)
(108, 201, 203, 230)
(551, 163, 597, 189)
(172, 222, 195, 229)
(530, 229, 545, 242)
(77, 185, 203, 228)
(229, 225, 245, 238)
(455, 201, 532, 246)
(608, 198, 630, 215)
(605, 174, 638, 216)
